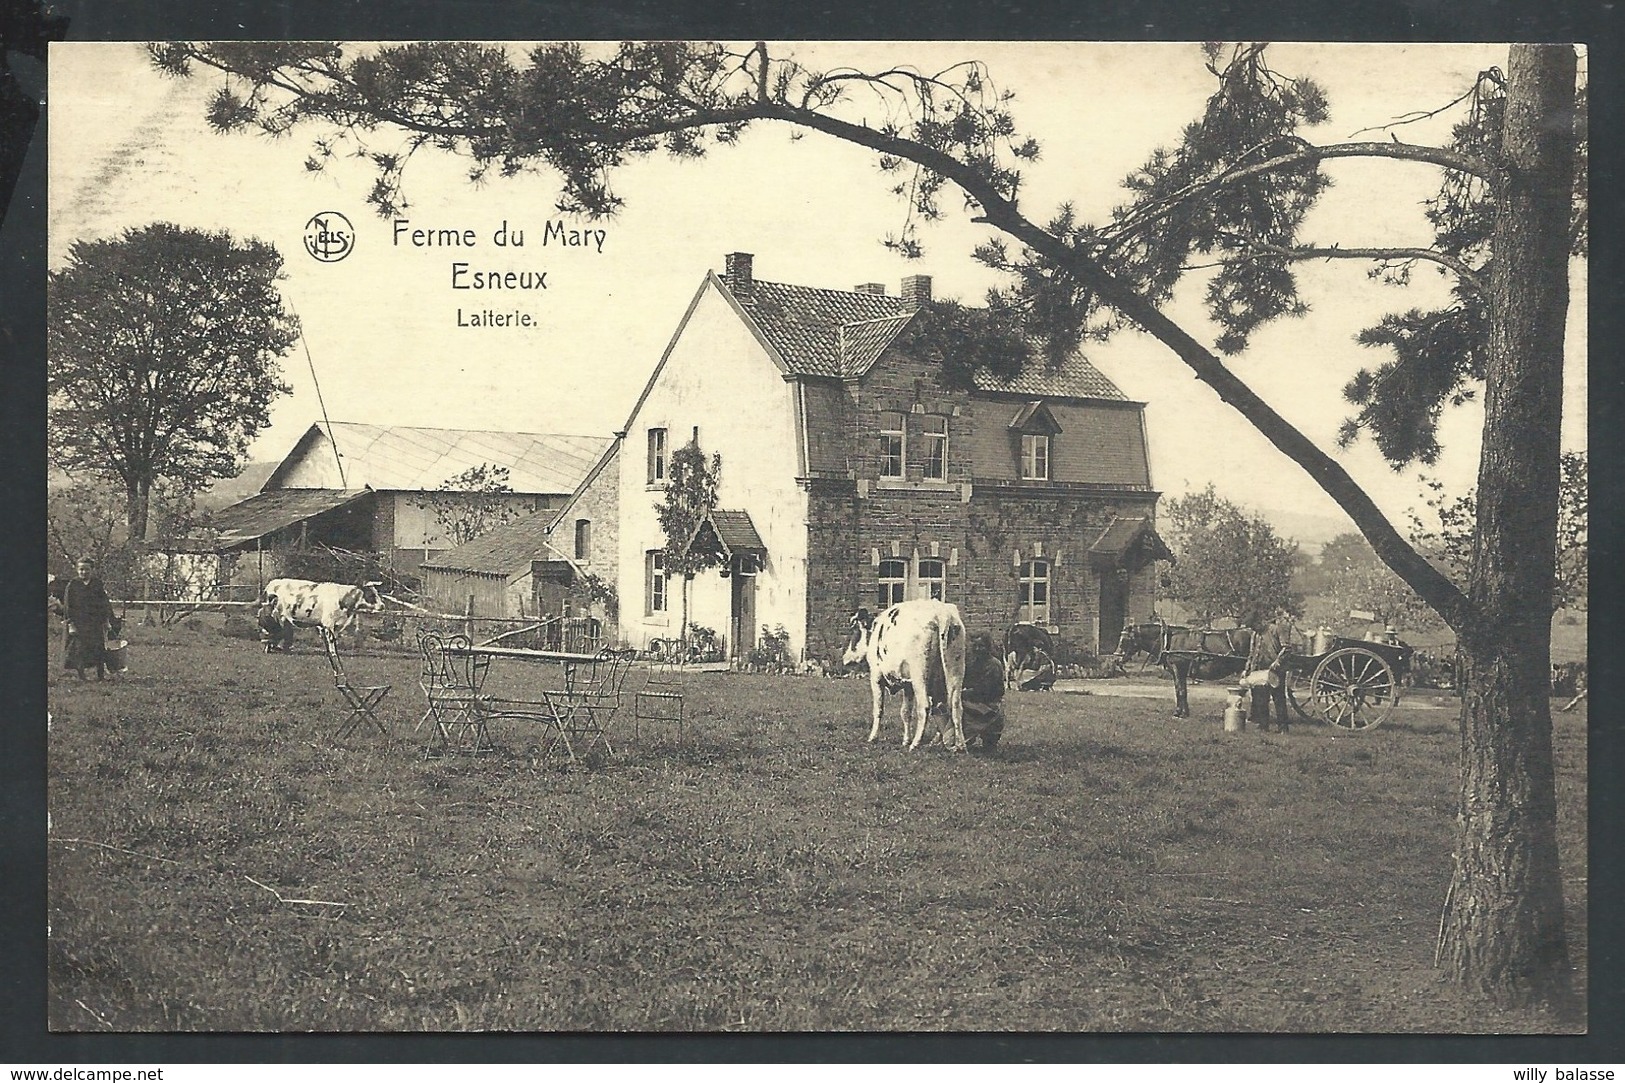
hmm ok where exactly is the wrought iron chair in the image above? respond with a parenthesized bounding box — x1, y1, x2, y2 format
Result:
(633, 651, 684, 743)
(547, 648, 634, 763)
(321, 630, 392, 740)
(417, 630, 492, 756)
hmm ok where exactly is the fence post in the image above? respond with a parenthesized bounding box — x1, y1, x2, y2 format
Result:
(142, 578, 152, 627)
(465, 594, 474, 641)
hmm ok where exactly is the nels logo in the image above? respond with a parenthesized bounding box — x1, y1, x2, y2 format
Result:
(303, 211, 355, 263)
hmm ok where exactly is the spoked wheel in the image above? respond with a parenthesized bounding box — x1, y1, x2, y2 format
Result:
(1284, 670, 1314, 722)
(1309, 646, 1400, 731)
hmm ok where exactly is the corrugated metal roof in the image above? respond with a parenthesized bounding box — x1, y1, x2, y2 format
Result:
(191, 488, 371, 549)
(421, 507, 572, 577)
(276, 422, 614, 494)
(723, 277, 1128, 399)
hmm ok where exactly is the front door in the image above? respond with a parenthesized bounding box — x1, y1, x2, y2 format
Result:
(730, 562, 756, 659)
(1099, 570, 1128, 655)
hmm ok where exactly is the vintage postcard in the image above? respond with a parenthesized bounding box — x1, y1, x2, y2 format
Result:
(43, 41, 1587, 1036)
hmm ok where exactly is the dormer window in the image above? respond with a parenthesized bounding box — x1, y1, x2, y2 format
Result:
(1021, 434, 1050, 481)
(1009, 401, 1062, 482)
(879, 411, 905, 479)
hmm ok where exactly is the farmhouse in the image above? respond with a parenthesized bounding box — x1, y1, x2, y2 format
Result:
(156, 421, 612, 598)
(615, 252, 1169, 666)
(419, 440, 620, 626)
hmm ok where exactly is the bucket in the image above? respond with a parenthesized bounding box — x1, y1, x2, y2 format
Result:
(104, 639, 128, 673)
(1223, 705, 1246, 732)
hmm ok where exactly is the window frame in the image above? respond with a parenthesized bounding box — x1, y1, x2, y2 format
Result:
(916, 557, 946, 601)
(647, 549, 668, 614)
(922, 414, 949, 482)
(647, 427, 668, 486)
(1020, 433, 1051, 481)
(1018, 558, 1051, 624)
(877, 558, 908, 608)
(878, 411, 906, 480)
(574, 518, 591, 561)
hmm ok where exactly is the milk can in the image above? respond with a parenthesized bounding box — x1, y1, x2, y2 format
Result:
(1223, 686, 1247, 732)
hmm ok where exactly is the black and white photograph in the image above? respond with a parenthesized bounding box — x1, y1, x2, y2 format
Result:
(38, 37, 1588, 1036)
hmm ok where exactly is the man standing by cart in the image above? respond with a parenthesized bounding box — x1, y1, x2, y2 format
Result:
(1246, 609, 1296, 733)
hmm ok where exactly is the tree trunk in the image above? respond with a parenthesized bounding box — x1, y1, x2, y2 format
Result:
(1439, 43, 1576, 1010)
(125, 480, 151, 546)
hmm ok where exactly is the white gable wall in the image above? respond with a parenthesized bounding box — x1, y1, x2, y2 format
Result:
(618, 280, 810, 657)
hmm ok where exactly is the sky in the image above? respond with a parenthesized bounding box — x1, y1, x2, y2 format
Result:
(47, 41, 1587, 547)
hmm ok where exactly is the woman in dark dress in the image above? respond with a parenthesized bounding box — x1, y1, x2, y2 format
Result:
(59, 557, 114, 680)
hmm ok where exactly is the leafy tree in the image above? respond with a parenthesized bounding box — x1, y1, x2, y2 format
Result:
(1313, 532, 1443, 633)
(654, 438, 723, 646)
(156, 39, 1583, 1008)
(48, 473, 204, 587)
(1160, 485, 1300, 628)
(1410, 450, 1586, 613)
(410, 463, 525, 547)
(48, 223, 299, 542)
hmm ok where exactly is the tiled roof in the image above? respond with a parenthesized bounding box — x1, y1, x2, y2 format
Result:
(708, 510, 766, 554)
(421, 507, 572, 577)
(184, 488, 371, 550)
(1089, 516, 1174, 565)
(733, 281, 907, 377)
(270, 422, 613, 494)
(974, 354, 1128, 400)
(722, 278, 1127, 399)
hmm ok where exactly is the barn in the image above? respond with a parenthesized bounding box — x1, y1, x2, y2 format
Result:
(154, 421, 613, 599)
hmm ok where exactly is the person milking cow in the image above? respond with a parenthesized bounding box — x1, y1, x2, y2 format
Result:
(1242, 608, 1297, 733)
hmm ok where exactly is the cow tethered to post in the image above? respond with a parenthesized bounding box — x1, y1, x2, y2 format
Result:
(259, 578, 385, 653)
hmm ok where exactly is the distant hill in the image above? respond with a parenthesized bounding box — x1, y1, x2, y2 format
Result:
(1257, 508, 1357, 557)
(196, 461, 278, 511)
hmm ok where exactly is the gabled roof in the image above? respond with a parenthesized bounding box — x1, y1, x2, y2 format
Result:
(265, 422, 613, 494)
(718, 275, 1129, 398)
(167, 488, 373, 552)
(421, 507, 573, 578)
(1009, 400, 1064, 435)
(1088, 516, 1175, 569)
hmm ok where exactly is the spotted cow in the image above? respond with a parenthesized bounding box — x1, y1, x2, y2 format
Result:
(259, 578, 384, 652)
(842, 599, 968, 752)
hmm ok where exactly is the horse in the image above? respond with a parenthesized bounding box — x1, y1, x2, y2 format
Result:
(1115, 620, 1254, 718)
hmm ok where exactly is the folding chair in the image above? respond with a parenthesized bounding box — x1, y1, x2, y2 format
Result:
(550, 648, 633, 762)
(633, 653, 684, 743)
(321, 630, 392, 739)
(416, 630, 492, 756)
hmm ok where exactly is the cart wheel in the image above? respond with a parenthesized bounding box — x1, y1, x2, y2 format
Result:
(1284, 670, 1314, 722)
(1309, 646, 1400, 731)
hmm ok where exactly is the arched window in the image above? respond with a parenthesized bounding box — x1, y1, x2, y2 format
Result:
(574, 518, 591, 561)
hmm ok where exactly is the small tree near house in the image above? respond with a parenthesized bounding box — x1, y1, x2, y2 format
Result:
(410, 463, 525, 548)
(655, 439, 724, 651)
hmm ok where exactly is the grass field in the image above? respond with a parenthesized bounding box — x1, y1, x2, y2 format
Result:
(46, 623, 1588, 1033)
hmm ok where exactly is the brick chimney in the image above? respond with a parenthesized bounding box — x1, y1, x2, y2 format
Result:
(901, 274, 933, 311)
(724, 252, 754, 296)
(853, 283, 887, 296)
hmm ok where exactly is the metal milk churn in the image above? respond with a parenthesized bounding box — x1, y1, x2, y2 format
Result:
(1224, 686, 1247, 732)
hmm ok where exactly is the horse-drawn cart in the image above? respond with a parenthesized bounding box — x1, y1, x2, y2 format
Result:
(1281, 636, 1413, 732)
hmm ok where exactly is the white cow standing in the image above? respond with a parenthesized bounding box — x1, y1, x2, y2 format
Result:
(842, 599, 968, 752)
(259, 578, 384, 652)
